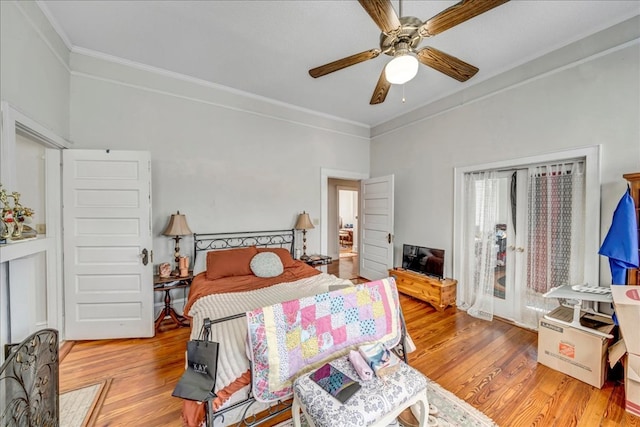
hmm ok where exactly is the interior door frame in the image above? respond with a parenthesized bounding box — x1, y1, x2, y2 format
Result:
(0, 102, 68, 355)
(320, 168, 368, 257)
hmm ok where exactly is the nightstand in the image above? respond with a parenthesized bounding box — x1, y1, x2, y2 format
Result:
(153, 272, 193, 331)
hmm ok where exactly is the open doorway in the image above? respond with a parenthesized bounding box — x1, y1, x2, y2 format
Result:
(338, 187, 358, 259)
(326, 176, 360, 265)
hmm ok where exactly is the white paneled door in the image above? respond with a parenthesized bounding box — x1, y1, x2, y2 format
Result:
(63, 150, 154, 339)
(359, 175, 394, 280)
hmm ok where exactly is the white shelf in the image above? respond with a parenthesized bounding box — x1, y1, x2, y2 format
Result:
(0, 235, 52, 262)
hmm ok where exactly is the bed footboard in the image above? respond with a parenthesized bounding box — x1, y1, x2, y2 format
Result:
(203, 313, 293, 427)
(202, 278, 410, 427)
(207, 393, 292, 427)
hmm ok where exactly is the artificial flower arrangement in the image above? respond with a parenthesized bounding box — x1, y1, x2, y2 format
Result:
(0, 184, 35, 240)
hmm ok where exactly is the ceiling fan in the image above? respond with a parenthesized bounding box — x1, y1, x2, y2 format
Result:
(309, 0, 509, 104)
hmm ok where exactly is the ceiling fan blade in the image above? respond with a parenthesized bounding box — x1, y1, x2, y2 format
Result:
(370, 68, 391, 105)
(417, 47, 479, 82)
(358, 0, 401, 36)
(309, 49, 381, 78)
(420, 0, 509, 37)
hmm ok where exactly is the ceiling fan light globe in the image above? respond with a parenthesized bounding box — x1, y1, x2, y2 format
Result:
(385, 55, 419, 85)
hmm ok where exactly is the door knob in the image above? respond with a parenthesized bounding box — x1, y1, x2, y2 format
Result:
(141, 248, 149, 265)
(388, 233, 392, 244)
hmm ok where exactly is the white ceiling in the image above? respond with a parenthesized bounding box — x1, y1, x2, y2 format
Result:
(39, 1, 640, 128)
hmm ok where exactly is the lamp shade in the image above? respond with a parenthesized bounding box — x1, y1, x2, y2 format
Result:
(295, 211, 314, 230)
(162, 211, 192, 236)
(385, 54, 419, 85)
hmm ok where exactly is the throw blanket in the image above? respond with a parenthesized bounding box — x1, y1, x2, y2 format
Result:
(246, 277, 401, 402)
(182, 272, 352, 427)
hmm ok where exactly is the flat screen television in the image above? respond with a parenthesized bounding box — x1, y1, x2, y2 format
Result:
(401, 244, 445, 279)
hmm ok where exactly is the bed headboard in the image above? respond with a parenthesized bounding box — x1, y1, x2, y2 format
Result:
(193, 229, 296, 256)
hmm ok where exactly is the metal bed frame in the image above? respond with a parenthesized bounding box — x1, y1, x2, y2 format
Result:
(190, 229, 408, 427)
(193, 229, 297, 426)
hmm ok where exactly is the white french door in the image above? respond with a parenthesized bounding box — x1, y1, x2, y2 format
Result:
(63, 150, 154, 339)
(455, 147, 600, 329)
(492, 170, 527, 320)
(360, 175, 394, 280)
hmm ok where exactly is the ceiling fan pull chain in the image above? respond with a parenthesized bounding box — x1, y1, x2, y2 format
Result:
(402, 84, 406, 103)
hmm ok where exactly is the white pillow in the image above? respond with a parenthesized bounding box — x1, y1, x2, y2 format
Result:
(250, 252, 284, 278)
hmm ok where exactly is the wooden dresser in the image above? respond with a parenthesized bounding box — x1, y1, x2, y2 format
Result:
(388, 268, 457, 311)
(624, 172, 640, 285)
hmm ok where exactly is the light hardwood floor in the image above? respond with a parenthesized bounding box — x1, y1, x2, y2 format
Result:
(60, 256, 638, 426)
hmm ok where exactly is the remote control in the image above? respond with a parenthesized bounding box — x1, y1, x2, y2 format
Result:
(571, 284, 611, 294)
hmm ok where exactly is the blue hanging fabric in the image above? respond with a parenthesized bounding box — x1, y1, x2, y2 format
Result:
(598, 186, 639, 284)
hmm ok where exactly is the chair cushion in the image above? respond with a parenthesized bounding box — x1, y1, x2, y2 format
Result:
(293, 356, 428, 427)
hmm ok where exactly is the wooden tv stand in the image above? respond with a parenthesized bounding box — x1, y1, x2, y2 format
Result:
(388, 268, 457, 312)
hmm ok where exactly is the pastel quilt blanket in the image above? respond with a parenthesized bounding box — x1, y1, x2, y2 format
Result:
(246, 277, 401, 402)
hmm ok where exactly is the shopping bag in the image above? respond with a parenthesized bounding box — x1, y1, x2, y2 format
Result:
(172, 318, 219, 401)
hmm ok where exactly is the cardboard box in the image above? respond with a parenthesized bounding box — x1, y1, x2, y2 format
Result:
(625, 353, 640, 416)
(611, 286, 640, 355)
(537, 307, 614, 388)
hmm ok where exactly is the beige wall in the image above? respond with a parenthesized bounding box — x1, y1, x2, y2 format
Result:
(0, 1, 71, 139)
(68, 54, 371, 265)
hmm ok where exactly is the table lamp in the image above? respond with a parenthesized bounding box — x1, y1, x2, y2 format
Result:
(295, 211, 314, 261)
(162, 211, 192, 276)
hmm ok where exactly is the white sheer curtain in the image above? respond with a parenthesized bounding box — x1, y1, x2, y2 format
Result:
(520, 160, 585, 328)
(459, 171, 499, 321)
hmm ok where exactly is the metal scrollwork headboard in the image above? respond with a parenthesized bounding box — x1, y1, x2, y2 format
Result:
(194, 229, 296, 256)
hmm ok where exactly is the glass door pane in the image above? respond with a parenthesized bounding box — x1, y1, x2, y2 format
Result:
(492, 171, 519, 320)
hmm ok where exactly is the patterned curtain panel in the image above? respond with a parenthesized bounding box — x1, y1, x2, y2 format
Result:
(523, 161, 585, 326)
(459, 171, 499, 321)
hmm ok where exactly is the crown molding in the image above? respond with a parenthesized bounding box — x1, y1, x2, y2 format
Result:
(70, 46, 371, 139)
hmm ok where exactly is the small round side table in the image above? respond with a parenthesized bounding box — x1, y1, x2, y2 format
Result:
(153, 272, 193, 331)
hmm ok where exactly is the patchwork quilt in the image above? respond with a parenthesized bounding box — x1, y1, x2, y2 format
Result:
(246, 277, 401, 402)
